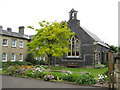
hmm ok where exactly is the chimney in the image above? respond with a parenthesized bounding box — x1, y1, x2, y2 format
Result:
(7, 27, 12, 32)
(19, 26, 25, 35)
(0, 25, 3, 29)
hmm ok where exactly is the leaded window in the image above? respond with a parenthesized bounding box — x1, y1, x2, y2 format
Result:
(67, 36, 80, 58)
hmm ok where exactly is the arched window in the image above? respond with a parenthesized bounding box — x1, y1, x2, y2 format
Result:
(67, 36, 80, 58)
(2, 53, 7, 62)
(19, 53, 23, 61)
(11, 53, 16, 61)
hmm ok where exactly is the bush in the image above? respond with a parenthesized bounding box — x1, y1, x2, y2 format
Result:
(70, 73, 78, 82)
(26, 53, 45, 65)
(2, 62, 32, 69)
(31, 71, 47, 78)
(43, 74, 54, 81)
(75, 74, 96, 85)
(102, 61, 108, 67)
(24, 68, 34, 77)
(61, 73, 69, 81)
(50, 72, 62, 80)
(95, 64, 106, 69)
(6, 65, 19, 76)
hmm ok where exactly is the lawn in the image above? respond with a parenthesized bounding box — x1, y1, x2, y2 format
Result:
(48, 67, 108, 79)
(0, 70, 2, 74)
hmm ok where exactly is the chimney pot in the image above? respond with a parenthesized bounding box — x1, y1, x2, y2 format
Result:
(7, 27, 12, 32)
(0, 25, 3, 29)
(19, 26, 25, 35)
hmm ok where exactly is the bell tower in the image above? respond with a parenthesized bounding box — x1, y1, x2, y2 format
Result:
(69, 8, 78, 20)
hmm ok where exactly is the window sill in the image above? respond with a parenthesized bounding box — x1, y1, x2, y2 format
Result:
(3, 45, 8, 47)
(11, 46, 16, 48)
(19, 60, 23, 62)
(66, 56, 80, 58)
(19, 46, 24, 48)
(11, 60, 15, 62)
(2, 60, 7, 62)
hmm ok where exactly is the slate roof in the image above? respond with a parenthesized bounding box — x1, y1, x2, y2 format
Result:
(0, 29, 30, 40)
(81, 26, 109, 48)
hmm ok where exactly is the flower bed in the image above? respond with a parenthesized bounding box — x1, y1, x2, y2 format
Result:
(3, 65, 107, 85)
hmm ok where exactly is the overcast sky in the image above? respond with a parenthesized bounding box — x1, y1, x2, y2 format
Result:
(0, 0, 119, 46)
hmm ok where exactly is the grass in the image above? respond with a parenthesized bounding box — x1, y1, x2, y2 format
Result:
(48, 67, 108, 79)
(0, 70, 2, 74)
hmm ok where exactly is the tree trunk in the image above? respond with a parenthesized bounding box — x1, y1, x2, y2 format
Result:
(53, 57, 56, 67)
(47, 54, 52, 68)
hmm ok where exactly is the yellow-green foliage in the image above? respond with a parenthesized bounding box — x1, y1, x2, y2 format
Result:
(27, 21, 74, 66)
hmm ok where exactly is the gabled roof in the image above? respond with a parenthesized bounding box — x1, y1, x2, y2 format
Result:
(81, 26, 109, 48)
(0, 29, 30, 40)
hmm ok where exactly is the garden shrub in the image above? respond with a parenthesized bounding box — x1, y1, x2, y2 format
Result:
(95, 64, 106, 69)
(61, 71, 76, 82)
(24, 68, 34, 77)
(70, 73, 78, 82)
(25, 53, 46, 65)
(75, 74, 96, 85)
(43, 74, 54, 81)
(50, 72, 62, 80)
(61, 73, 69, 81)
(2, 62, 32, 69)
(6, 65, 19, 76)
(102, 61, 108, 67)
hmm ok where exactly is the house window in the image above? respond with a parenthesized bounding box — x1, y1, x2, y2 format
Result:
(12, 40, 17, 47)
(3, 39, 8, 46)
(19, 53, 23, 61)
(11, 53, 16, 61)
(2, 53, 7, 62)
(67, 36, 80, 58)
(20, 41, 24, 48)
(35, 57, 45, 61)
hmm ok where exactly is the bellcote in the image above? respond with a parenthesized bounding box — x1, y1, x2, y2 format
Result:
(69, 8, 78, 20)
(68, 9, 80, 27)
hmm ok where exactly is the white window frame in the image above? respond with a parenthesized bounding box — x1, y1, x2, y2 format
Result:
(12, 40, 17, 47)
(11, 53, 16, 62)
(3, 39, 8, 46)
(2, 53, 7, 62)
(35, 57, 45, 61)
(67, 36, 80, 58)
(19, 54, 23, 61)
(19, 41, 24, 48)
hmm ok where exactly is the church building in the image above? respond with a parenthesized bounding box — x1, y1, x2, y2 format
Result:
(56, 9, 109, 68)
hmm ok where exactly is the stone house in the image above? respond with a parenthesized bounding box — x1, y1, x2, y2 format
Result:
(0, 26, 29, 62)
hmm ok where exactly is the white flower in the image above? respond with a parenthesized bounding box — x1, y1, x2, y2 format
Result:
(105, 75, 107, 78)
(67, 71, 72, 74)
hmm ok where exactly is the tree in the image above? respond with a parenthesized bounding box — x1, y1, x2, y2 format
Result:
(27, 20, 74, 68)
(109, 45, 120, 53)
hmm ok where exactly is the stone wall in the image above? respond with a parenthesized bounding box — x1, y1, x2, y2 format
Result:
(0, 34, 2, 64)
(115, 52, 120, 90)
(1, 36, 28, 62)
